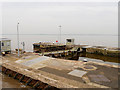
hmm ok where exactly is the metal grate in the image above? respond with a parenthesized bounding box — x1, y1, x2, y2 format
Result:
(68, 69, 87, 77)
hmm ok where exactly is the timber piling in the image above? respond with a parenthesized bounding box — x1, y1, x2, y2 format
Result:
(1, 66, 59, 89)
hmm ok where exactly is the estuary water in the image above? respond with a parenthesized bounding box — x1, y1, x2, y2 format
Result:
(2, 34, 118, 52)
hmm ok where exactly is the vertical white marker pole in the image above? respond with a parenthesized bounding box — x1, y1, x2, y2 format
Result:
(17, 22, 19, 57)
(59, 25, 61, 44)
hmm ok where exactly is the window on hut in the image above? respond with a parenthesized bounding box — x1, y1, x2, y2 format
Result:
(7, 42, 10, 46)
(2, 42, 4, 46)
(67, 39, 71, 42)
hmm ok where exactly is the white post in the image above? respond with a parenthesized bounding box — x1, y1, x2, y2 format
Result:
(22, 42, 25, 53)
(17, 22, 20, 57)
(59, 25, 61, 44)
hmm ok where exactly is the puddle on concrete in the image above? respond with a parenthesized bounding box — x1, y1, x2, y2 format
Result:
(38, 67, 84, 83)
(86, 63, 119, 88)
(89, 75, 110, 82)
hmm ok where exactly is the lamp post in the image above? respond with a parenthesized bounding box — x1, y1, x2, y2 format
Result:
(59, 25, 61, 44)
(17, 22, 20, 57)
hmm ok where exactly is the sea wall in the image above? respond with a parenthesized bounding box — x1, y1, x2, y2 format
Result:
(33, 42, 120, 58)
(33, 42, 72, 53)
(85, 47, 120, 57)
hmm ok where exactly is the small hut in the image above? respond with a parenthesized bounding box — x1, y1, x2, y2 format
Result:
(0, 38, 11, 54)
(66, 39, 75, 45)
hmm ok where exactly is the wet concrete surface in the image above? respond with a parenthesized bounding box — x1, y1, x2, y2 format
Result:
(77, 63, 119, 88)
(38, 67, 84, 83)
(0, 52, 119, 89)
(0, 52, 35, 89)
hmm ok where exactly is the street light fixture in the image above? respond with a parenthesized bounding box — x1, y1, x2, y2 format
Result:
(17, 22, 20, 57)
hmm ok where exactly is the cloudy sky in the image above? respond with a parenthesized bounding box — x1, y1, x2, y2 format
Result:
(0, 0, 119, 35)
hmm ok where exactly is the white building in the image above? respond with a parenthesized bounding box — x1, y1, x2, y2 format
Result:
(0, 38, 11, 54)
(66, 39, 75, 45)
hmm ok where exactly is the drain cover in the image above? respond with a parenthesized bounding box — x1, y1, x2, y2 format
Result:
(84, 66, 94, 69)
(82, 65, 96, 71)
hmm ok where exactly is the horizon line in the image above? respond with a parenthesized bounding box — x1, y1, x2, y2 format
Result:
(1, 33, 118, 36)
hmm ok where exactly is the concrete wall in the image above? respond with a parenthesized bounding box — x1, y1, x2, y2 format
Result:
(86, 48, 120, 57)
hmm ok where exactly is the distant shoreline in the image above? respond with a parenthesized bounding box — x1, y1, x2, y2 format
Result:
(1, 34, 118, 36)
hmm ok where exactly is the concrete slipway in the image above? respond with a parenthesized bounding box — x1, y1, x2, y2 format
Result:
(1, 53, 119, 89)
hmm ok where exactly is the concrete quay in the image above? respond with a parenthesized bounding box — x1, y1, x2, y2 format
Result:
(1, 52, 119, 89)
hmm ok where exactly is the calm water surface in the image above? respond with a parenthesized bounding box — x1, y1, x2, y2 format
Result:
(2, 34, 118, 52)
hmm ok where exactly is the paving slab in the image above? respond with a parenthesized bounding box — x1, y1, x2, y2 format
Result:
(68, 69, 87, 78)
(21, 56, 49, 66)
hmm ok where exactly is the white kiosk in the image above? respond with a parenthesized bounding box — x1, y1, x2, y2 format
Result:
(66, 39, 75, 45)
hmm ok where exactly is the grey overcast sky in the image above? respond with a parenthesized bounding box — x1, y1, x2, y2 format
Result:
(0, 0, 118, 35)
